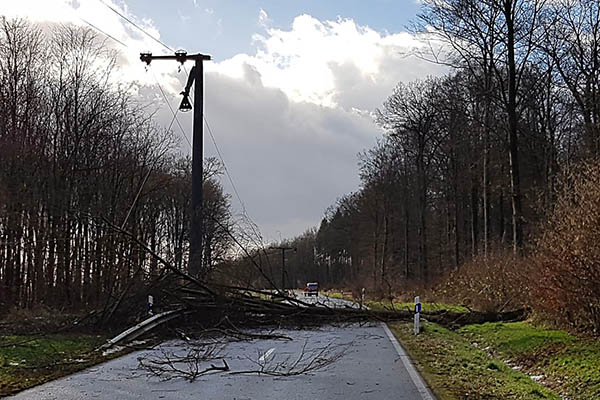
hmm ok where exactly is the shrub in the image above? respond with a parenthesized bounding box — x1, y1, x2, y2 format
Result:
(432, 249, 533, 313)
(533, 160, 600, 333)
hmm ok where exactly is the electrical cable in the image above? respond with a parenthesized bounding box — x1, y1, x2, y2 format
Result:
(150, 67, 193, 150)
(77, 12, 192, 153)
(76, 12, 182, 233)
(186, 97, 252, 220)
(98, 0, 173, 52)
(81, 1, 268, 247)
(91, 0, 194, 151)
(193, 96, 265, 245)
(79, 17, 129, 48)
(95, 0, 195, 84)
(203, 115, 248, 215)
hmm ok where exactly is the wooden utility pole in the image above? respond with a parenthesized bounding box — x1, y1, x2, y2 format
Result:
(269, 246, 296, 289)
(140, 51, 211, 277)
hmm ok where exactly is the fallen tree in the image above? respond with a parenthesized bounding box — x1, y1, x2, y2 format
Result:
(88, 214, 530, 346)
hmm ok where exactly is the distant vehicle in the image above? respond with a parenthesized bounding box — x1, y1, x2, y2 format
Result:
(304, 282, 319, 296)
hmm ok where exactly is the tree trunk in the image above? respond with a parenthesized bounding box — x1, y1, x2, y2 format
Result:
(504, 0, 524, 254)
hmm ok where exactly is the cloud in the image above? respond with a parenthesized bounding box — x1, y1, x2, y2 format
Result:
(258, 9, 271, 28)
(1, 0, 183, 93)
(1, 2, 447, 240)
(202, 70, 379, 241)
(212, 14, 444, 110)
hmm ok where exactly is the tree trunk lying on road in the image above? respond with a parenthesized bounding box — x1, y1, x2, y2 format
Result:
(95, 218, 530, 343)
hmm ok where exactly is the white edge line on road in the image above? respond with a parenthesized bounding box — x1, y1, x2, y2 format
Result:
(381, 322, 436, 400)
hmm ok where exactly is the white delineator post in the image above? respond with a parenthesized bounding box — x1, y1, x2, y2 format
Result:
(361, 288, 366, 309)
(414, 296, 421, 335)
(148, 295, 154, 316)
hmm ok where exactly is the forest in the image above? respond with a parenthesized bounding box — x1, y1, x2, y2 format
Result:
(0, 19, 233, 311)
(228, 0, 600, 333)
(2, 0, 600, 335)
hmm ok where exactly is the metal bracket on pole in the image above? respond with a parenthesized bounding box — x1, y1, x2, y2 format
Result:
(138, 50, 211, 278)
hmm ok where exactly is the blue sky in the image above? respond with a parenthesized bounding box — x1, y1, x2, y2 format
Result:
(120, 0, 422, 60)
(5, 0, 445, 242)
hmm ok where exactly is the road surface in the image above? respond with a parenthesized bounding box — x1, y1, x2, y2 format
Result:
(290, 290, 364, 309)
(9, 322, 435, 400)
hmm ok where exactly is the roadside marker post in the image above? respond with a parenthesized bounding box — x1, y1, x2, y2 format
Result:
(148, 295, 154, 316)
(414, 296, 421, 335)
(361, 288, 366, 309)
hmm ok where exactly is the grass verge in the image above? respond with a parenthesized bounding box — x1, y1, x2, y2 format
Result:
(390, 321, 560, 399)
(0, 333, 122, 397)
(322, 291, 469, 313)
(367, 300, 469, 313)
(460, 322, 600, 399)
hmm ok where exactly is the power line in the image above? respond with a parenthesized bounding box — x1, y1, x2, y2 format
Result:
(83, 1, 266, 245)
(98, 0, 173, 52)
(121, 146, 170, 229)
(78, 14, 192, 153)
(166, 109, 178, 134)
(187, 96, 250, 216)
(75, 17, 192, 230)
(186, 92, 265, 248)
(188, 95, 264, 243)
(80, 3, 264, 260)
(150, 68, 193, 151)
(203, 115, 247, 214)
(79, 17, 129, 48)
(87, 0, 193, 153)
(201, 112, 265, 245)
(96, 0, 194, 80)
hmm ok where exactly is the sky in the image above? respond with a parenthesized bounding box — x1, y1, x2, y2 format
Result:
(1, 0, 447, 243)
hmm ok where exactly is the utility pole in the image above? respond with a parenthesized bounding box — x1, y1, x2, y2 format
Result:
(140, 50, 211, 278)
(269, 246, 296, 290)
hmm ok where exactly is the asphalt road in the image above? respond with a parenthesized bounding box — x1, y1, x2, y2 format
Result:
(290, 291, 364, 309)
(9, 322, 435, 400)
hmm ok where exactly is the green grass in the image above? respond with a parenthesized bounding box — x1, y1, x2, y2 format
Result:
(0, 333, 111, 396)
(367, 300, 470, 314)
(324, 292, 346, 300)
(460, 322, 600, 399)
(321, 291, 469, 313)
(390, 321, 560, 399)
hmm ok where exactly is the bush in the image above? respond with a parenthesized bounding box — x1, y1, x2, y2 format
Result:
(533, 160, 600, 333)
(432, 250, 533, 313)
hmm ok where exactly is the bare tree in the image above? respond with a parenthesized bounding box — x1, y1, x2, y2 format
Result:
(377, 78, 446, 283)
(418, 0, 548, 253)
(544, 0, 600, 156)
(0, 19, 234, 311)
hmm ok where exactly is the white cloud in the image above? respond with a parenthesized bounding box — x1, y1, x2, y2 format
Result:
(212, 14, 443, 109)
(1, 0, 183, 93)
(201, 71, 379, 240)
(1, 2, 447, 239)
(258, 8, 271, 28)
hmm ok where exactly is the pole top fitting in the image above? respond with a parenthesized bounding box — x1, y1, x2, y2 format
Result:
(140, 52, 152, 65)
(175, 49, 188, 64)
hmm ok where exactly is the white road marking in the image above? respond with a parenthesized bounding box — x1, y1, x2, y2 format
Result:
(381, 322, 436, 400)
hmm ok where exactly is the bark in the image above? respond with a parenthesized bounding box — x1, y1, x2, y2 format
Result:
(503, 0, 524, 253)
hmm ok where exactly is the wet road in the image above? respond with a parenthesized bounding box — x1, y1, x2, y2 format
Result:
(290, 291, 364, 309)
(9, 322, 435, 400)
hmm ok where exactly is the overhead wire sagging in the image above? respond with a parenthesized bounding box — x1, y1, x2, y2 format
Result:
(82, 0, 267, 252)
(98, 0, 173, 52)
(77, 6, 193, 153)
